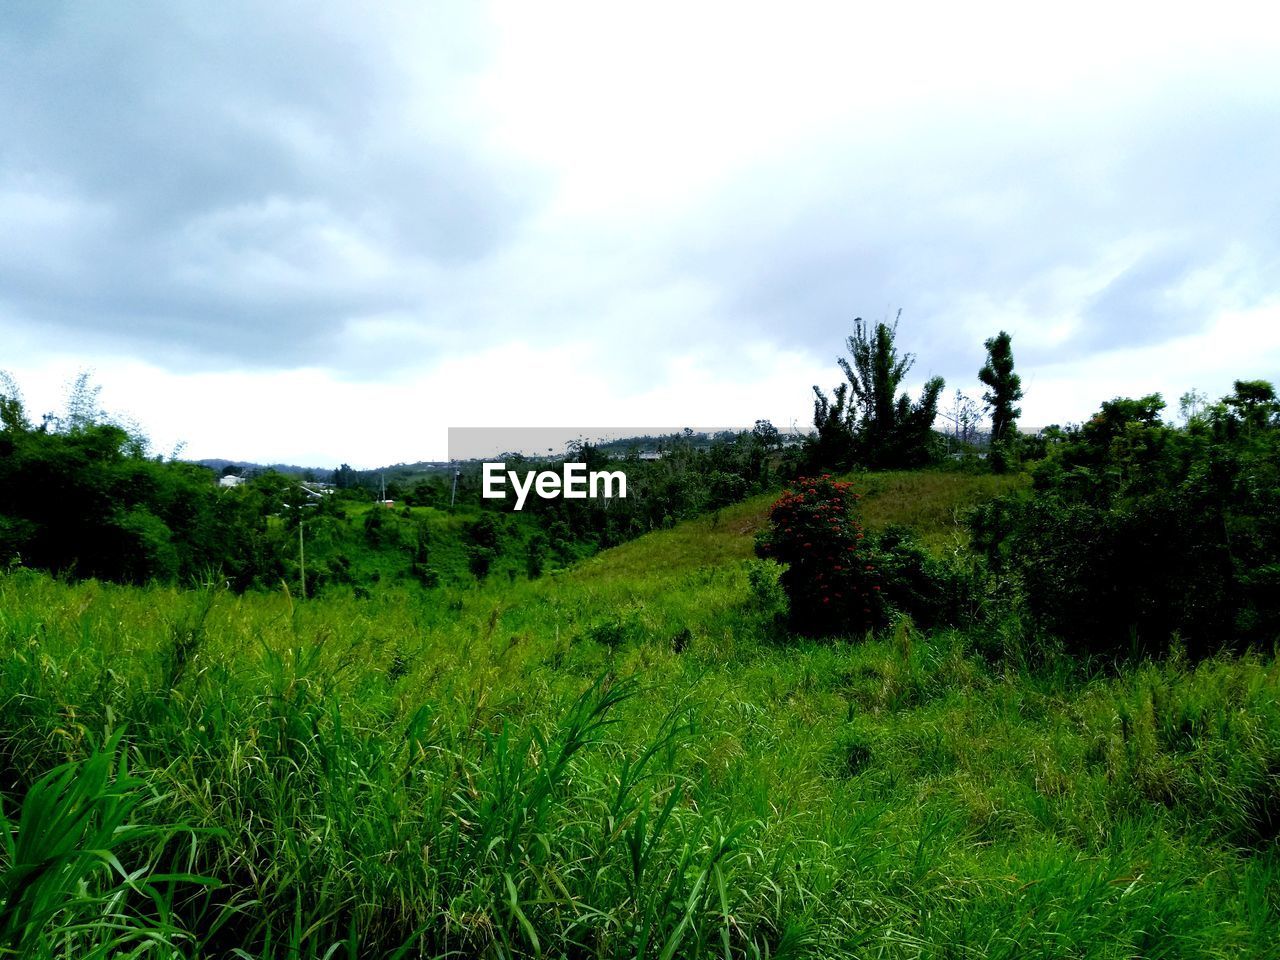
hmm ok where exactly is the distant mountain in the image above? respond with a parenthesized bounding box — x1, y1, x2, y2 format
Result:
(191, 458, 329, 478)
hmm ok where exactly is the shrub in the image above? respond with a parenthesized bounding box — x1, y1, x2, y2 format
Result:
(463, 513, 504, 581)
(707, 470, 749, 509)
(754, 475, 882, 636)
(871, 525, 980, 629)
(584, 605, 648, 650)
(744, 558, 788, 621)
(967, 385, 1280, 659)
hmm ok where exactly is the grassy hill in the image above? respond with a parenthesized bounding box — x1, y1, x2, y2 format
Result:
(1, 470, 1276, 958)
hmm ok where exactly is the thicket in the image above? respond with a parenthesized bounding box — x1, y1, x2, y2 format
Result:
(755, 482, 982, 637)
(0, 417, 279, 589)
(758, 380, 1280, 660)
(971, 382, 1280, 658)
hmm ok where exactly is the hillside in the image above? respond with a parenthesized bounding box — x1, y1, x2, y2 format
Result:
(1, 469, 1276, 958)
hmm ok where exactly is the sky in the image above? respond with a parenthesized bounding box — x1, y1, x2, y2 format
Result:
(2, 1, 1278, 468)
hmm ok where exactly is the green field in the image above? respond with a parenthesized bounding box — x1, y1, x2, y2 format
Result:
(1, 471, 1277, 958)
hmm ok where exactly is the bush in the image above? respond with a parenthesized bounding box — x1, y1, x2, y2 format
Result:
(754, 475, 882, 636)
(871, 525, 980, 629)
(970, 389, 1280, 659)
(707, 470, 749, 509)
(744, 557, 788, 621)
(584, 609, 643, 649)
(463, 513, 504, 581)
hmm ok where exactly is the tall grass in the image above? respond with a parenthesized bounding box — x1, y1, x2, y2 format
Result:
(1, 470, 1276, 957)
(1, 731, 213, 958)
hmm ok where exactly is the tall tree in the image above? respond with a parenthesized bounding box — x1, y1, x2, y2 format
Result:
(838, 312, 914, 450)
(825, 312, 943, 467)
(978, 331, 1023, 443)
(1225, 379, 1279, 435)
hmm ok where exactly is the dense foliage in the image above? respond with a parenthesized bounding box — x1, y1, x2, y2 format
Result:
(0, 417, 275, 588)
(512, 428, 781, 555)
(1, 474, 1277, 957)
(0, 375, 788, 594)
(978, 330, 1023, 445)
(868, 524, 983, 631)
(972, 382, 1280, 658)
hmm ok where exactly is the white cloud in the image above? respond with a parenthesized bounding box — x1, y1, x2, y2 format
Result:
(1, 0, 1278, 463)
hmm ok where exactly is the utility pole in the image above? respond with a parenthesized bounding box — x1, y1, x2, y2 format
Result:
(450, 464, 459, 508)
(298, 520, 306, 599)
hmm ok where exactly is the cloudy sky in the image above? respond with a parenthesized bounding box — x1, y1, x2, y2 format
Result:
(2, 1, 1278, 467)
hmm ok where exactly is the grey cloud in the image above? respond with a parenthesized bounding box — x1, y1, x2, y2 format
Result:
(1081, 247, 1203, 350)
(2, 2, 1278, 403)
(654, 92, 1280, 390)
(0, 1, 545, 367)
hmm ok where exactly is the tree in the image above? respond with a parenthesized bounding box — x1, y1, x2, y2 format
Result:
(463, 513, 503, 581)
(838, 314, 914, 451)
(1086, 394, 1165, 441)
(331, 463, 358, 489)
(751, 419, 780, 450)
(1225, 379, 1278, 434)
(978, 331, 1023, 443)
(807, 313, 944, 470)
(809, 383, 856, 468)
(834, 313, 944, 468)
(900, 375, 946, 466)
(1178, 388, 1209, 425)
(944, 389, 982, 445)
(63, 370, 103, 433)
(0, 371, 29, 433)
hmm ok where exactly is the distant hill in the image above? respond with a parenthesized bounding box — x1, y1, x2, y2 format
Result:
(191, 458, 329, 478)
(187, 427, 802, 482)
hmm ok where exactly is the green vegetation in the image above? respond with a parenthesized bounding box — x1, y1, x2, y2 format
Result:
(0, 374, 788, 596)
(972, 381, 1280, 658)
(811, 314, 946, 470)
(2, 465, 1277, 957)
(755, 475, 882, 635)
(2, 346, 1279, 956)
(978, 331, 1023, 447)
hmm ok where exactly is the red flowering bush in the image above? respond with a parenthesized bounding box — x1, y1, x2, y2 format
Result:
(754, 475, 882, 636)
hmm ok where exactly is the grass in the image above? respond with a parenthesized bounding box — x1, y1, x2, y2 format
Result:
(0, 470, 1275, 958)
(853, 470, 1026, 552)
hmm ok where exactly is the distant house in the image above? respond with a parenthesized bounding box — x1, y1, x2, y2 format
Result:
(218, 475, 246, 489)
(638, 450, 663, 461)
(380, 499, 396, 508)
